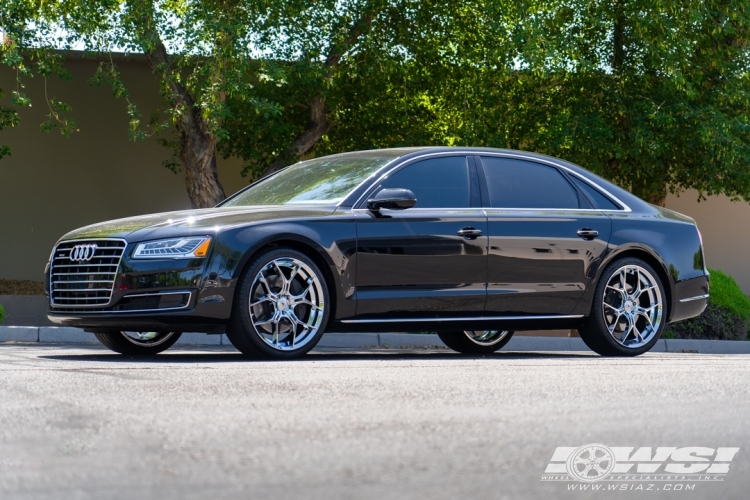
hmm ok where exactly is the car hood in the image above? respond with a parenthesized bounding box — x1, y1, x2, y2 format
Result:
(59, 205, 337, 242)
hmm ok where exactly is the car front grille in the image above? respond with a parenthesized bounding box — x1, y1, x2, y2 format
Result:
(50, 239, 127, 308)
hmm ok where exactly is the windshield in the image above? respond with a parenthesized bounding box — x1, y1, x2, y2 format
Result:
(222, 152, 400, 206)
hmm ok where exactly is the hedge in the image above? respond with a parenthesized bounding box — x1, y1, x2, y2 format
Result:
(665, 269, 750, 341)
(0, 303, 4, 325)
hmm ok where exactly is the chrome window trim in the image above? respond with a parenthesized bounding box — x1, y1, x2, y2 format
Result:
(679, 294, 710, 303)
(350, 150, 632, 213)
(340, 314, 584, 324)
(351, 151, 470, 209)
(336, 153, 419, 208)
(476, 152, 632, 212)
(352, 207, 613, 214)
(49, 238, 128, 308)
(50, 291, 193, 314)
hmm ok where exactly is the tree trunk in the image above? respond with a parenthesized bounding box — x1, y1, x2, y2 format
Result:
(609, 158, 667, 206)
(612, 2, 625, 72)
(259, 96, 329, 178)
(259, 13, 373, 178)
(646, 190, 667, 207)
(179, 108, 226, 208)
(129, 0, 226, 208)
(633, 181, 667, 207)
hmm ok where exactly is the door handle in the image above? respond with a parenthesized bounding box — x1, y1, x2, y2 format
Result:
(458, 227, 483, 239)
(576, 228, 599, 240)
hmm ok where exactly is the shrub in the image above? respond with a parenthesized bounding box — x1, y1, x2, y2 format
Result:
(707, 269, 750, 319)
(666, 269, 750, 341)
(0, 304, 4, 325)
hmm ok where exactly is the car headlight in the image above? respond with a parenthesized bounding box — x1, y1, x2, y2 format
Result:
(133, 237, 212, 259)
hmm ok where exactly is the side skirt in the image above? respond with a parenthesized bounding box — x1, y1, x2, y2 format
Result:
(329, 315, 586, 333)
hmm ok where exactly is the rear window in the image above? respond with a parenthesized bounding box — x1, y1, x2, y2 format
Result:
(569, 175, 621, 210)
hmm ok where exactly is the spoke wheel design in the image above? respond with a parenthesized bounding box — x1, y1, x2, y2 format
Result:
(438, 330, 515, 354)
(463, 330, 511, 346)
(602, 265, 663, 349)
(94, 330, 182, 355)
(248, 257, 325, 351)
(566, 444, 616, 482)
(120, 331, 176, 346)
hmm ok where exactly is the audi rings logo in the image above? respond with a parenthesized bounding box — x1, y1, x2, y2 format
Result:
(70, 244, 98, 262)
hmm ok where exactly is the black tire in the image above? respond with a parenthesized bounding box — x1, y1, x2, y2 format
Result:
(578, 257, 667, 356)
(438, 330, 514, 355)
(226, 248, 330, 359)
(93, 331, 181, 355)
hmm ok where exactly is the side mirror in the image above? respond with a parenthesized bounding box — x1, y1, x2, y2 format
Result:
(367, 188, 417, 211)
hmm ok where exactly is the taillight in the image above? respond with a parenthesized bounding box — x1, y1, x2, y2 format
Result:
(696, 227, 708, 273)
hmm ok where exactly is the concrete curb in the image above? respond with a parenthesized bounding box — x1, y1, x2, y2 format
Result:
(2, 327, 750, 354)
(0, 326, 232, 345)
(0, 326, 40, 342)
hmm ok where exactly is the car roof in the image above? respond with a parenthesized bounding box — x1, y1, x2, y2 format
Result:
(332, 146, 580, 166)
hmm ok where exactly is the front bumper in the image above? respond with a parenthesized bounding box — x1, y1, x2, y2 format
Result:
(48, 308, 228, 334)
(46, 247, 236, 333)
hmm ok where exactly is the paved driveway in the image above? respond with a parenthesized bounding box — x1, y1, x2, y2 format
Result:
(1, 344, 749, 499)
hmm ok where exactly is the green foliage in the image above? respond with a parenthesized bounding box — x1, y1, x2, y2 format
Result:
(219, 0, 750, 206)
(2, 0, 750, 209)
(0, 87, 21, 159)
(665, 303, 748, 341)
(1, 0, 283, 169)
(1, 6, 79, 142)
(0, 303, 4, 325)
(666, 268, 750, 341)
(705, 269, 750, 320)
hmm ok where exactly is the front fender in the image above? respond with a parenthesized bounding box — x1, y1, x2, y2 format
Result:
(203, 217, 357, 320)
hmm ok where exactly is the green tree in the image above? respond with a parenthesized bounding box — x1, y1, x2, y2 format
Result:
(279, 0, 750, 207)
(1, 3, 78, 156)
(219, 0, 497, 177)
(1, 0, 282, 208)
(472, 0, 750, 205)
(3, 0, 749, 208)
(0, 87, 20, 159)
(222, 0, 396, 178)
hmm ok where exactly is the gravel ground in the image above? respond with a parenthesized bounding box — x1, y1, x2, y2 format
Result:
(1, 343, 749, 500)
(0, 280, 46, 295)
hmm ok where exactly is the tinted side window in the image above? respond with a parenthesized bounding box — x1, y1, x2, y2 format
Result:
(380, 156, 471, 208)
(480, 157, 579, 209)
(569, 175, 620, 210)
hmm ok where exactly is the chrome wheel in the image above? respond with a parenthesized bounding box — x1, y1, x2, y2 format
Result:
(463, 330, 511, 346)
(602, 265, 663, 348)
(248, 257, 325, 351)
(120, 331, 176, 346)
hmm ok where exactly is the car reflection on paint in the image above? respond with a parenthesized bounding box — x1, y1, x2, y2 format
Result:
(45, 147, 709, 358)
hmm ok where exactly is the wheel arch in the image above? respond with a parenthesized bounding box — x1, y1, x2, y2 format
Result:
(231, 235, 339, 325)
(594, 246, 675, 321)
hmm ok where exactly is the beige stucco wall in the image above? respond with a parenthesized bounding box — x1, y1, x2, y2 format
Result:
(665, 191, 750, 293)
(0, 56, 249, 282)
(1, 56, 749, 293)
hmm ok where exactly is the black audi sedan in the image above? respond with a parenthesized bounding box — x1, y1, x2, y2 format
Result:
(45, 147, 709, 358)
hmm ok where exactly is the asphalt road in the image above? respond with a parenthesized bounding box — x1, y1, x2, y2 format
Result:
(1, 343, 749, 500)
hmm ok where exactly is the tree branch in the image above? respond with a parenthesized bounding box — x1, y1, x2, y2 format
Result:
(259, 13, 374, 178)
